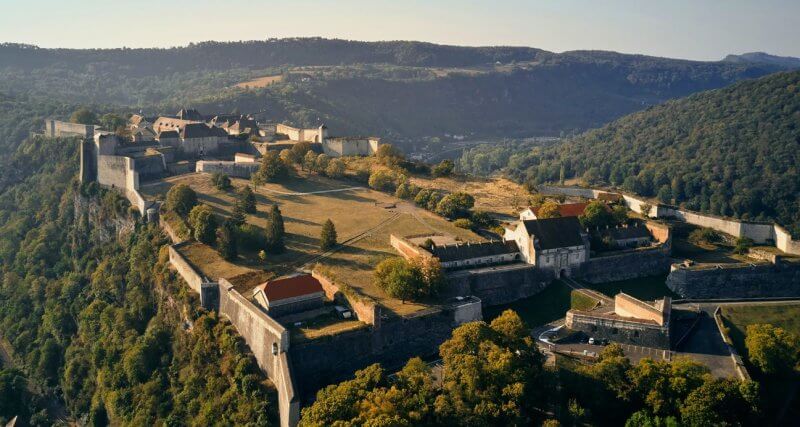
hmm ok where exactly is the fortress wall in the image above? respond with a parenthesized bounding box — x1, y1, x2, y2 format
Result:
(45, 120, 94, 138)
(540, 185, 800, 254)
(580, 246, 671, 284)
(179, 136, 225, 156)
(289, 306, 457, 401)
(774, 225, 800, 255)
(311, 270, 381, 328)
(168, 244, 207, 294)
(615, 293, 664, 325)
(666, 262, 800, 298)
(566, 310, 670, 349)
(645, 221, 671, 245)
(97, 155, 129, 189)
(389, 234, 433, 261)
(196, 160, 260, 178)
(445, 264, 552, 306)
(322, 138, 378, 157)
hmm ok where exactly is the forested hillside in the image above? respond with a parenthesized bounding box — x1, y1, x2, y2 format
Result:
(0, 39, 786, 138)
(0, 136, 276, 425)
(465, 70, 800, 235)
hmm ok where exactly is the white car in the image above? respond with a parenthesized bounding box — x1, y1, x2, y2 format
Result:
(588, 337, 596, 345)
(334, 306, 353, 319)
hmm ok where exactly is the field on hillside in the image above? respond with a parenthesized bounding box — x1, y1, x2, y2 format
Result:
(409, 176, 530, 218)
(141, 173, 480, 315)
(235, 74, 283, 88)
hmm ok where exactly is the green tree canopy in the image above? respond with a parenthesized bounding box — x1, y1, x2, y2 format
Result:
(320, 219, 337, 250)
(166, 184, 198, 217)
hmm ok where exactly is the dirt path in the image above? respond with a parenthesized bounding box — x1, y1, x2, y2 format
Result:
(260, 186, 366, 196)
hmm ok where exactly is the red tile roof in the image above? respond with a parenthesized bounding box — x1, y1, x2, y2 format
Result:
(256, 274, 323, 302)
(532, 202, 588, 218)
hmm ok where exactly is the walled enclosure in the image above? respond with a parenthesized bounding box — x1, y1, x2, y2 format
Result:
(196, 160, 260, 178)
(538, 185, 800, 255)
(44, 119, 94, 139)
(565, 310, 671, 349)
(322, 137, 380, 157)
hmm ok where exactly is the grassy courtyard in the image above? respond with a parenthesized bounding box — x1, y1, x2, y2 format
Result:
(484, 280, 599, 328)
(586, 275, 678, 301)
(141, 172, 480, 316)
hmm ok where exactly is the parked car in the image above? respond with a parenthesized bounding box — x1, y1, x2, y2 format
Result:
(588, 337, 596, 345)
(334, 305, 353, 319)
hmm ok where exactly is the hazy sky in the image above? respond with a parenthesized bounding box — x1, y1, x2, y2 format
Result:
(2, 0, 798, 60)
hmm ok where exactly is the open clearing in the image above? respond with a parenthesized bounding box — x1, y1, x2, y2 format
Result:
(141, 173, 480, 316)
(409, 176, 531, 218)
(234, 74, 283, 88)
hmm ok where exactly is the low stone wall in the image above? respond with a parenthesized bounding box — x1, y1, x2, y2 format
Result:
(311, 270, 381, 328)
(579, 246, 672, 284)
(196, 160, 260, 178)
(566, 310, 670, 349)
(446, 263, 552, 306)
(390, 234, 434, 261)
(168, 244, 218, 309)
(667, 262, 800, 298)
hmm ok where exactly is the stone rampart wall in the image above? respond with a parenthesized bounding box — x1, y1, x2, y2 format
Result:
(615, 293, 664, 325)
(45, 120, 94, 138)
(579, 246, 671, 284)
(169, 244, 207, 294)
(666, 262, 800, 298)
(311, 270, 381, 328)
(389, 234, 433, 261)
(446, 263, 552, 306)
(566, 310, 670, 349)
(217, 278, 298, 427)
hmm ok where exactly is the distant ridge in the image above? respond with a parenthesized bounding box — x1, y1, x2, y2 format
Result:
(722, 52, 800, 69)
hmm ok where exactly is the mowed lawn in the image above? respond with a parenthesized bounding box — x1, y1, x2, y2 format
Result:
(484, 280, 599, 328)
(141, 173, 479, 315)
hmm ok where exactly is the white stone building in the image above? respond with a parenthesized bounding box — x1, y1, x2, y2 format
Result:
(504, 217, 589, 277)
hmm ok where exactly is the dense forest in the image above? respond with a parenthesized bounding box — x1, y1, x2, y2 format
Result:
(0, 38, 790, 138)
(0, 135, 277, 425)
(459, 70, 800, 236)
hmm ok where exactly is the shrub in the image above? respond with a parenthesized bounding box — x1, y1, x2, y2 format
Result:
(453, 218, 474, 229)
(368, 169, 398, 192)
(431, 159, 455, 177)
(326, 159, 346, 179)
(237, 223, 267, 252)
(211, 172, 231, 190)
(435, 192, 475, 219)
(734, 237, 754, 254)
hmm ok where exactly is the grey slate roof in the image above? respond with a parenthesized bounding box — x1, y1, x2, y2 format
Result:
(521, 217, 585, 250)
(429, 240, 519, 262)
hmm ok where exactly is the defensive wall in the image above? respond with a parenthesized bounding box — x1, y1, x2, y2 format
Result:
(666, 260, 800, 299)
(539, 185, 800, 255)
(446, 263, 552, 306)
(615, 293, 669, 326)
(565, 309, 671, 349)
(44, 119, 94, 139)
(167, 243, 300, 426)
(578, 221, 672, 283)
(196, 160, 260, 178)
(322, 137, 380, 157)
(276, 124, 327, 143)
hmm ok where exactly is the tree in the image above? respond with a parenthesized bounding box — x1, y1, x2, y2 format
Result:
(611, 205, 629, 225)
(166, 184, 197, 217)
(373, 257, 423, 303)
(431, 159, 455, 177)
(745, 323, 800, 374)
(216, 222, 238, 261)
(70, 107, 97, 125)
(265, 204, 285, 252)
(679, 379, 759, 427)
(579, 200, 614, 229)
(453, 218, 473, 229)
(291, 141, 313, 163)
(99, 113, 126, 132)
(368, 169, 397, 192)
(320, 219, 337, 250)
(238, 185, 257, 213)
(537, 201, 562, 219)
(188, 204, 217, 244)
(435, 192, 475, 219)
(253, 150, 288, 185)
(640, 203, 653, 218)
(326, 159, 346, 178)
(211, 172, 232, 190)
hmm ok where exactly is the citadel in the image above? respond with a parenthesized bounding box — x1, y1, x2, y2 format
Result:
(45, 111, 800, 427)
